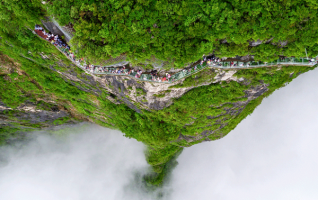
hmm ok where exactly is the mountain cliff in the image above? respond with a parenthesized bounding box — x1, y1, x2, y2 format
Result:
(1, 0, 318, 187)
(1, 39, 316, 185)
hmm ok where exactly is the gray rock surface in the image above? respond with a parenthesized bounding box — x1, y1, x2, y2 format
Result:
(249, 39, 263, 46)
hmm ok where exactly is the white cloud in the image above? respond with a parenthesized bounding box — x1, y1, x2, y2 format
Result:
(0, 125, 153, 200)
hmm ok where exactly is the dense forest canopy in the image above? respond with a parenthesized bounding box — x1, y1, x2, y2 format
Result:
(45, 0, 318, 67)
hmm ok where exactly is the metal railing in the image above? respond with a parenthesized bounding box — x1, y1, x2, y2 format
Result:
(58, 45, 317, 84)
(57, 44, 212, 83)
(34, 30, 317, 84)
(211, 58, 317, 69)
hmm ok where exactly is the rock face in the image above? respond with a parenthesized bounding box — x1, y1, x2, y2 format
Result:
(249, 39, 263, 46)
(0, 98, 73, 144)
(1, 50, 248, 145)
(175, 83, 269, 144)
(47, 63, 274, 146)
(3, 46, 314, 150)
(53, 65, 242, 111)
(41, 19, 73, 43)
(0, 101, 69, 125)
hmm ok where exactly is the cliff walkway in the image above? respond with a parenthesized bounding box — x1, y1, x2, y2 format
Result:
(32, 27, 318, 84)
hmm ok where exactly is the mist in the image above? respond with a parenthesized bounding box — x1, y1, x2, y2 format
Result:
(0, 125, 156, 200)
(1, 67, 318, 200)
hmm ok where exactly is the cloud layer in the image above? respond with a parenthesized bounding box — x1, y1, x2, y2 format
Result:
(0, 125, 152, 200)
(1, 67, 318, 200)
(170, 67, 318, 200)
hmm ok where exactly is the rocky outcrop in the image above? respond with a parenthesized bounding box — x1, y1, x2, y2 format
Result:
(53, 64, 243, 111)
(41, 19, 72, 43)
(174, 83, 269, 145)
(249, 39, 263, 46)
(0, 100, 71, 130)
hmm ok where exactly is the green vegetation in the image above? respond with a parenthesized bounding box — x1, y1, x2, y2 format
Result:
(154, 90, 171, 98)
(136, 88, 147, 96)
(144, 147, 183, 187)
(53, 117, 71, 125)
(153, 93, 165, 98)
(1, 35, 317, 186)
(143, 64, 154, 70)
(1, 0, 318, 188)
(170, 67, 216, 88)
(46, 0, 318, 67)
(0, 123, 35, 145)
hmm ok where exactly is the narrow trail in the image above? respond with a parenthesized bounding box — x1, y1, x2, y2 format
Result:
(32, 28, 318, 85)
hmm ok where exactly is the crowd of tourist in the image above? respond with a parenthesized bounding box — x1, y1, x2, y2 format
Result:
(34, 24, 236, 82)
(34, 25, 199, 83)
(203, 56, 251, 67)
(34, 25, 317, 83)
(92, 65, 174, 82)
(35, 25, 71, 51)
